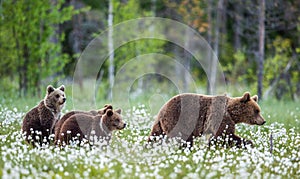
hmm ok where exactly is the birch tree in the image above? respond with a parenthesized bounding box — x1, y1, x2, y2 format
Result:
(208, 0, 224, 94)
(108, 0, 114, 100)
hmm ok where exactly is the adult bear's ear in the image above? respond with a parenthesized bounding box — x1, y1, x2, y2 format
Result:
(47, 85, 55, 94)
(241, 92, 251, 103)
(106, 109, 113, 117)
(59, 85, 65, 92)
(115, 109, 122, 114)
(252, 95, 258, 102)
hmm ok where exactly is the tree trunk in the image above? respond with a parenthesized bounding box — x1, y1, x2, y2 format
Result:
(151, 0, 156, 16)
(13, 26, 23, 97)
(208, 0, 223, 95)
(22, 43, 29, 97)
(108, 0, 114, 100)
(207, 0, 213, 46)
(206, 0, 213, 94)
(71, 0, 83, 89)
(234, 0, 242, 51)
(220, 0, 227, 56)
(174, 46, 182, 88)
(257, 0, 265, 100)
(183, 28, 191, 92)
(214, 0, 223, 61)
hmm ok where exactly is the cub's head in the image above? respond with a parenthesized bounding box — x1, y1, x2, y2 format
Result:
(228, 92, 265, 125)
(102, 108, 126, 131)
(44, 85, 66, 112)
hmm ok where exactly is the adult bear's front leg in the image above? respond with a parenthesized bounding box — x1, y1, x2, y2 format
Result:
(230, 134, 254, 148)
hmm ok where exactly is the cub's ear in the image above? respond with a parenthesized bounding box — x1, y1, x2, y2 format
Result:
(59, 85, 65, 92)
(252, 95, 258, 102)
(101, 104, 113, 114)
(106, 109, 113, 117)
(115, 109, 122, 114)
(241, 92, 251, 103)
(47, 85, 55, 94)
(104, 104, 113, 110)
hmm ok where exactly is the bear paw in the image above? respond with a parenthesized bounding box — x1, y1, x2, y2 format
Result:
(242, 139, 254, 148)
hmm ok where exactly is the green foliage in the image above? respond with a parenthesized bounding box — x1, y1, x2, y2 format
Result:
(223, 50, 256, 86)
(1, 0, 300, 99)
(264, 36, 298, 100)
(114, 0, 141, 21)
(0, 0, 80, 96)
(265, 37, 292, 82)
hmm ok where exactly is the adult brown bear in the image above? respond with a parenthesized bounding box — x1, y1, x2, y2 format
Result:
(148, 92, 265, 148)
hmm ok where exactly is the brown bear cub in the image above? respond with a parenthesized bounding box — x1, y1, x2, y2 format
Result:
(22, 85, 66, 146)
(148, 92, 265, 148)
(54, 104, 113, 142)
(57, 108, 126, 146)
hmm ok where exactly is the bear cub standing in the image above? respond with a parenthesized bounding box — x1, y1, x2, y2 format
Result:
(57, 108, 126, 146)
(148, 92, 265, 148)
(22, 85, 66, 145)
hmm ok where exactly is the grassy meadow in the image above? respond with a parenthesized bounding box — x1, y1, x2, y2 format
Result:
(0, 90, 299, 178)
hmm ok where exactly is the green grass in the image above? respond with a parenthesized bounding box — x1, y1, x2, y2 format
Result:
(0, 95, 299, 178)
(260, 99, 300, 129)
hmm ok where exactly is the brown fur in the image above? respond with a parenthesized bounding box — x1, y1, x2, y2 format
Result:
(22, 85, 66, 146)
(57, 108, 126, 146)
(53, 104, 113, 142)
(148, 92, 265, 148)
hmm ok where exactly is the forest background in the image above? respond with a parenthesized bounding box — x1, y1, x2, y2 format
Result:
(0, 0, 300, 104)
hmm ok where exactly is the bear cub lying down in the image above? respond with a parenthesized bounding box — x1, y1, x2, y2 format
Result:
(56, 105, 126, 146)
(148, 92, 265, 148)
